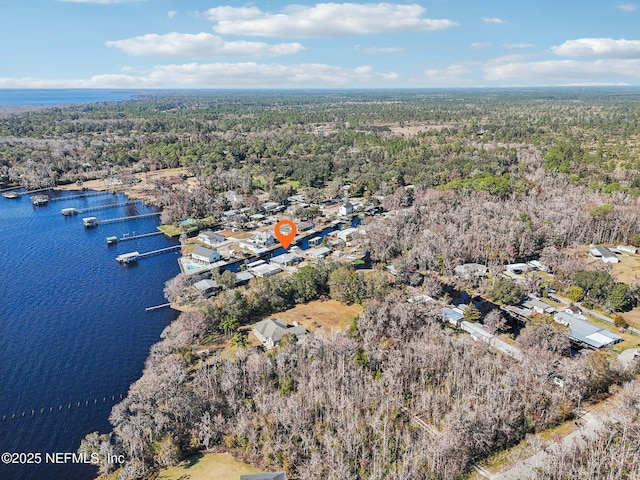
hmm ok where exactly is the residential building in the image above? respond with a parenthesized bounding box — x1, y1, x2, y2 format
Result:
(589, 245, 620, 263)
(338, 202, 354, 216)
(521, 297, 556, 315)
(306, 246, 331, 259)
(253, 319, 306, 350)
(250, 264, 283, 277)
(193, 279, 219, 295)
(554, 311, 623, 349)
(191, 246, 220, 264)
(197, 230, 226, 246)
(454, 263, 487, 278)
(271, 252, 302, 267)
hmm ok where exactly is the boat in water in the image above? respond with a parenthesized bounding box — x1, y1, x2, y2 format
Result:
(31, 194, 49, 206)
(2, 191, 19, 199)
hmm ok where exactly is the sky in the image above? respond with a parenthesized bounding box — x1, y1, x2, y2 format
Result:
(1, 0, 640, 89)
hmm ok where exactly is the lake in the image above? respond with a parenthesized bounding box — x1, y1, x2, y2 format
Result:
(0, 190, 180, 480)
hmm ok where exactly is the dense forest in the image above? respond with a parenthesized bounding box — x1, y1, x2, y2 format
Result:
(4, 89, 640, 479)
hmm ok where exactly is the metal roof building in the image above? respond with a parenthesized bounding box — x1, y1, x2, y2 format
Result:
(554, 311, 623, 348)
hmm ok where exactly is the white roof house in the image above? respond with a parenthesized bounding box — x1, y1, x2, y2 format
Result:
(191, 246, 220, 264)
(253, 319, 306, 350)
(197, 230, 226, 246)
(338, 202, 354, 216)
(337, 227, 358, 242)
(306, 246, 331, 259)
(271, 252, 302, 267)
(454, 263, 488, 278)
(239, 232, 277, 252)
(554, 311, 623, 348)
(250, 264, 283, 277)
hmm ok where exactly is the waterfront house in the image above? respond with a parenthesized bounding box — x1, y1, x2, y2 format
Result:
(250, 264, 283, 277)
(271, 252, 302, 267)
(239, 231, 277, 252)
(194, 279, 219, 295)
(197, 230, 226, 246)
(191, 246, 220, 264)
(253, 319, 306, 350)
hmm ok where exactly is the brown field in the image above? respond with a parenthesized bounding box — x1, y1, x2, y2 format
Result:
(275, 298, 362, 333)
(244, 299, 363, 347)
(156, 452, 260, 480)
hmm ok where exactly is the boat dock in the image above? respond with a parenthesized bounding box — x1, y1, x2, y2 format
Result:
(50, 191, 115, 203)
(116, 245, 181, 264)
(145, 303, 171, 312)
(63, 200, 141, 216)
(106, 231, 163, 244)
(99, 212, 161, 225)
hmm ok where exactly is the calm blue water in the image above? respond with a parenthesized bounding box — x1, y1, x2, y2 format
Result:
(0, 190, 180, 480)
(0, 90, 137, 106)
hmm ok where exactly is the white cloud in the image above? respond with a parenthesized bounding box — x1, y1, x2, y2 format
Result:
(481, 17, 506, 24)
(552, 38, 640, 58)
(483, 58, 640, 83)
(503, 43, 535, 49)
(168, 10, 177, 19)
(410, 64, 472, 84)
(57, 0, 130, 3)
(471, 42, 492, 49)
(616, 3, 637, 11)
(204, 3, 458, 38)
(355, 45, 403, 54)
(0, 63, 399, 89)
(106, 33, 305, 58)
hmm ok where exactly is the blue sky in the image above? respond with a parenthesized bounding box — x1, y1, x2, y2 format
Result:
(1, 0, 639, 88)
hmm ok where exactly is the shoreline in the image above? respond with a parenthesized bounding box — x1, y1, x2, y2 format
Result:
(53, 167, 190, 205)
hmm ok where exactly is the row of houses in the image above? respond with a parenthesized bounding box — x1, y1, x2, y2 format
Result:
(503, 296, 623, 349)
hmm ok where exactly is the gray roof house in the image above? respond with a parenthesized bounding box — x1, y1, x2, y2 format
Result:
(191, 246, 220, 264)
(253, 319, 306, 349)
(240, 473, 286, 480)
(193, 279, 219, 295)
(589, 245, 620, 263)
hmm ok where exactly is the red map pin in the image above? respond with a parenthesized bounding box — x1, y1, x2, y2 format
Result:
(274, 219, 297, 249)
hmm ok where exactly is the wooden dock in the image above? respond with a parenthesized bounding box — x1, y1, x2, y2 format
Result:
(75, 200, 141, 214)
(97, 212, 161, 225)
(137, 245, 181, 259)
(145, 303, 171, 312)
(106, 231, 163, 244)
(50, 191, 115, 202)
(116, 245, 181, 264)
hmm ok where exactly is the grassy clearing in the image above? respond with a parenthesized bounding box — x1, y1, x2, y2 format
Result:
(158, 224, 182, 237)
(275, 299, 363, 333)
(156, 452, 260, 480)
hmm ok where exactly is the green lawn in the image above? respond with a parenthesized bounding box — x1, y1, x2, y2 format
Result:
(158, 224, 182, 237)
(157, 452, 261, 480)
